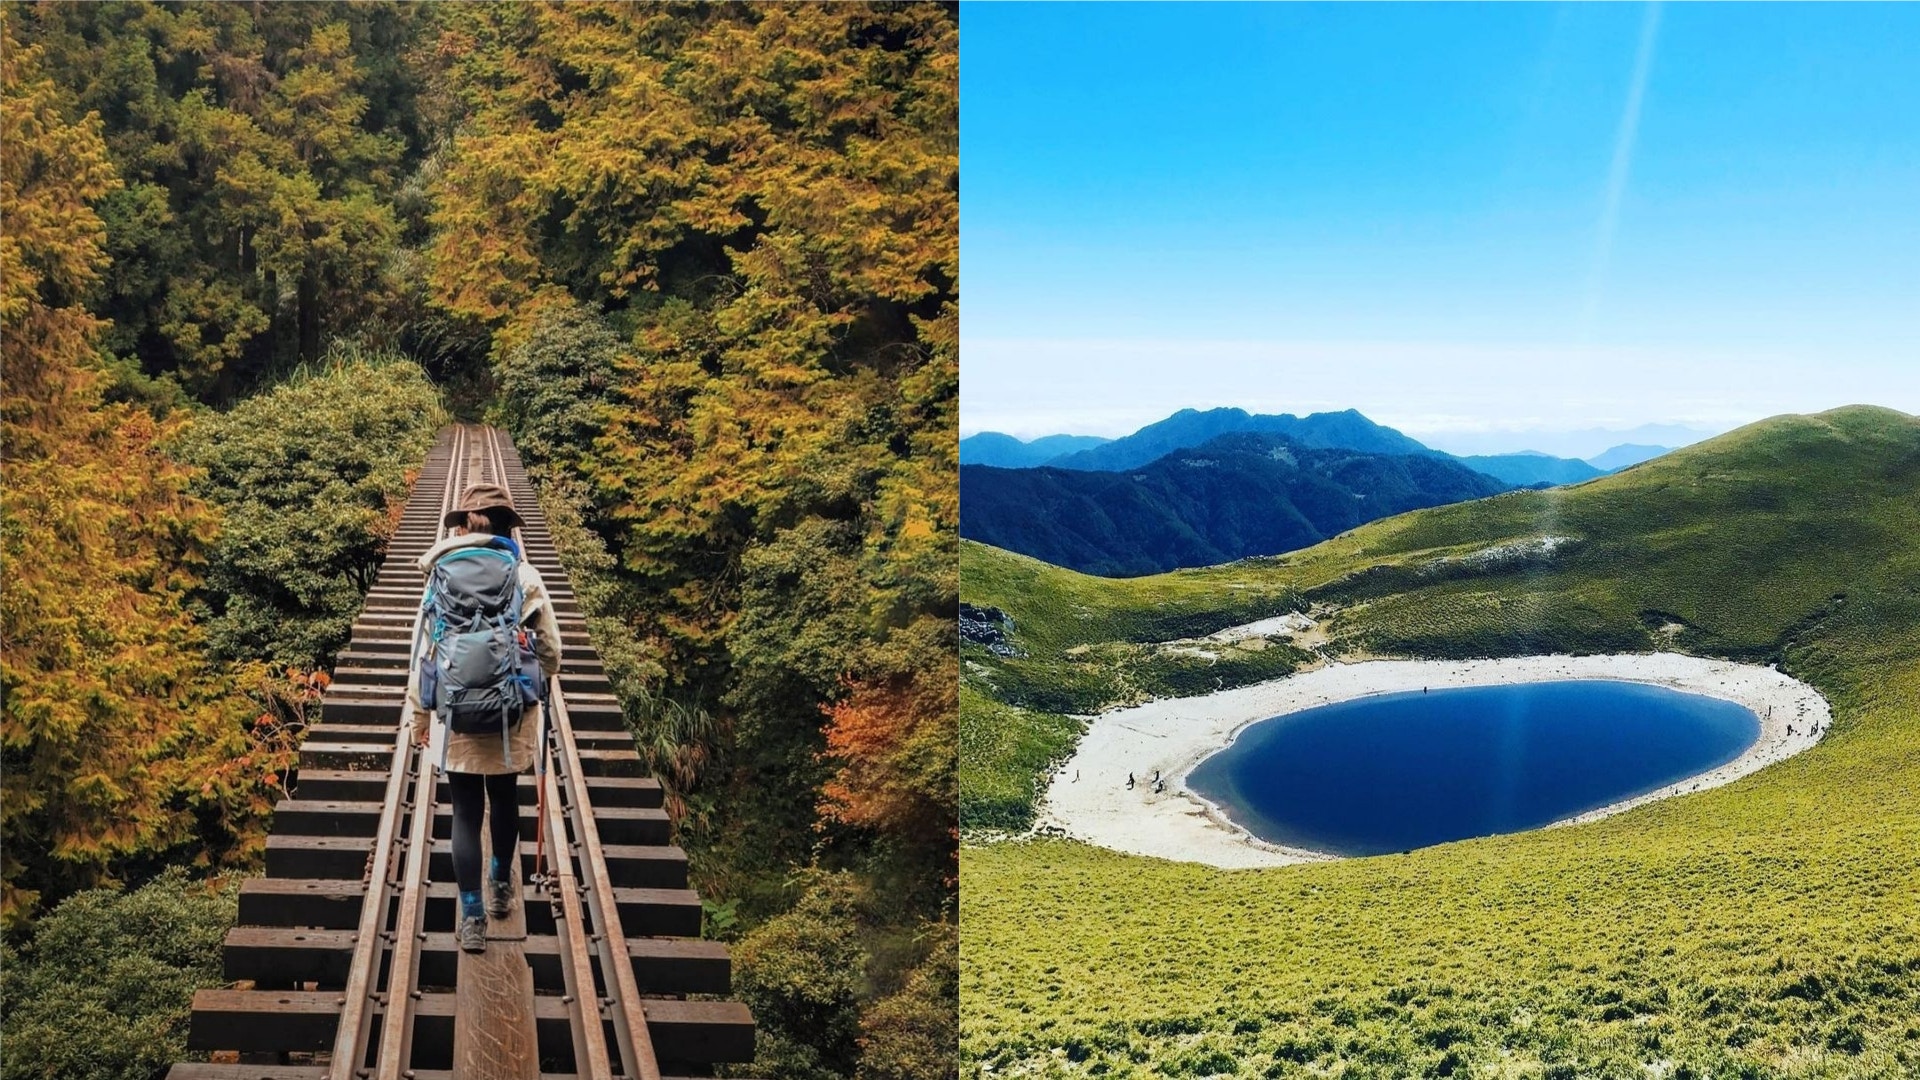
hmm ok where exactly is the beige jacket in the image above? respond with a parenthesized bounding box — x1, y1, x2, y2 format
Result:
(406, 533, 563, 775)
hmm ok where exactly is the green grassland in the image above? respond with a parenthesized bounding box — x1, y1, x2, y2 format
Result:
(959, 406, 1920, 1078)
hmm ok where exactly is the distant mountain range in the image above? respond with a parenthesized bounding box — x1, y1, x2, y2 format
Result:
(960, 407, 1677, 488)
(959, 432, 1112, 468)
(959, 431, 1511, 576)
(1042, 408, 1434, 471)
(1456, 452, 1605, 487)
(1425, 422, 1716, 460)
(1584, 443, 1672, 471)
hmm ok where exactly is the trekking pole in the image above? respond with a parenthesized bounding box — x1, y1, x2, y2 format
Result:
(530, 673, 553, 888)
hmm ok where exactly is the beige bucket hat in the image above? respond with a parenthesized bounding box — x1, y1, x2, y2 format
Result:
(443, 482, 523, 529)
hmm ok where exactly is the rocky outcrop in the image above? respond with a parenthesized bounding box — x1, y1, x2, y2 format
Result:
(960, 603, 1024, 657)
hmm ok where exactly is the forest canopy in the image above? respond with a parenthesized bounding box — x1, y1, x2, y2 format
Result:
(2, 4, 955, 1078)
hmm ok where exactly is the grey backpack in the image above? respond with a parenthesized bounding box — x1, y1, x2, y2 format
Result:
(417, 539, 543, 759)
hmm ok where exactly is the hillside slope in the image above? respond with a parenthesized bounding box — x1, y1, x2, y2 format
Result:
(960, 433, 1510, 576)
(961, 405, 1920, 1078)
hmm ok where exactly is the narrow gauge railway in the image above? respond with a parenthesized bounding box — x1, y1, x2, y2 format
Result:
(169, 425, 754, 1079)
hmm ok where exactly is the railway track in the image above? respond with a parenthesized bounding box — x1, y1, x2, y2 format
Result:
(169, 425, 754, 1079)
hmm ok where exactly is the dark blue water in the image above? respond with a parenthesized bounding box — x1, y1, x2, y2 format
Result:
(1187, 680, 1759, 856)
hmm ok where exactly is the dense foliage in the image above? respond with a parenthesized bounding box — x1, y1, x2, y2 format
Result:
(961, 432, 1511, 576)
(960, 406, 1920, 1077)
(0, 869, 236, 1080)
(6, 6, 957, 1076)
(734, 873, 869, 1080)
(424, 6, 958, 1075)
(856, 922, 959, 1080)
(2, 19, 274, 926)
(171, 351, 444, 667)
(9, 1, 424, 401)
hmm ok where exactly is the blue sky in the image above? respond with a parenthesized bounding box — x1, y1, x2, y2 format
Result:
(961, 2, 1920, 452)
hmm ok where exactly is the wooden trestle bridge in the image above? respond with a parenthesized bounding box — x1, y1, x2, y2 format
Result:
(167, 426, 754, 1079)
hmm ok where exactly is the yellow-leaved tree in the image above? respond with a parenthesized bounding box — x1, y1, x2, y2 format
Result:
(427, 0, 956, 881)
(0, 20, 261, 926)
(425, 7, 956, 1075)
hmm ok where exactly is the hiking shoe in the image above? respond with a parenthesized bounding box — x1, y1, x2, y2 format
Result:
(457, 914, 487, 953)
(486, 876, 514, 919)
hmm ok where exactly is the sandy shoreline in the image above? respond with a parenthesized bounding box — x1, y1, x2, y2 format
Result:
(1036, 654, 1830, 869)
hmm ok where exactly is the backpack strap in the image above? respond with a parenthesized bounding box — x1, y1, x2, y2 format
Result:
(483, 535, 529, 630)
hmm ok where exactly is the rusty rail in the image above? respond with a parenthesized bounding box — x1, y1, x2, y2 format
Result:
(168, 425, 753, 1079)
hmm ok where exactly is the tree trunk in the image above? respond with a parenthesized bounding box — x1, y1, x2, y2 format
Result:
(298, 268, 322, 363)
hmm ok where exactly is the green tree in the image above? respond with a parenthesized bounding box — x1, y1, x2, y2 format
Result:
(491, 303, 626, 469)
(732, 874, 868, 1080)
(169, 348, 445, 668)
(0, 869, 237, 1080)
(426, 0, 957, 875)
(424, 12, 958, 1073)
(855, 923, 958, 1080)
(9, 2, 423, 399)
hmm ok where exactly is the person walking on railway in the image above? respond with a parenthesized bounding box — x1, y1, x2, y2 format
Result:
(408, 483, 564, 954)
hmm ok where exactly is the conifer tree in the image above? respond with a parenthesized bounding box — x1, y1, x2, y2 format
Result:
(10, 2, 418, 399)
(1, 21, 254, 925)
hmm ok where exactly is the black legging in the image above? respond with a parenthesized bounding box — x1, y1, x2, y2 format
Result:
(448, 770, 521, 893)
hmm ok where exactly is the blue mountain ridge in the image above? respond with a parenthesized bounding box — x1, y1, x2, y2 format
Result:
(967, 407, 1653, 487)
(959, 430, 1512, 577)
(1043, 408, 1435, 471)
(958, 431, 1111, 468)
(1585, 443, 1674, 471)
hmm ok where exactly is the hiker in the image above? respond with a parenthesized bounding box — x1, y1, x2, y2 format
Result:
(1127, 772, 1135, 790)
(409, 484, 563, 954)
(1153, 769, 1160, 784)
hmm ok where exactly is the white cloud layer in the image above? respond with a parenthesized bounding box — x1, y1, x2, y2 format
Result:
(961, 336, 1920, 455)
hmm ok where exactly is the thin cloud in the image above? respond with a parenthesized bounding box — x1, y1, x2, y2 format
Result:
(959, 335, 1912, 445)
(1581, 1, 1663, 335)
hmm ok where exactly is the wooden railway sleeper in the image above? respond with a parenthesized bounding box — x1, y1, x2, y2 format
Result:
(176, 427, 751, 1078)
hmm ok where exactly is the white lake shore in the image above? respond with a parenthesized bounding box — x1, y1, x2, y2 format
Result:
(1036, 653, 1830, 869)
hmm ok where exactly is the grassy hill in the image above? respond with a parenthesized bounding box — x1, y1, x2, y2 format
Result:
(960, 406, 1920, 1077)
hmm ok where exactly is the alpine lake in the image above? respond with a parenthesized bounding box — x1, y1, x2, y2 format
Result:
(1186, 680, 1761, 856)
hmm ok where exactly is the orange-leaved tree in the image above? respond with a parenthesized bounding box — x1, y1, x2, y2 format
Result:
(819, 624, 957, 873)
